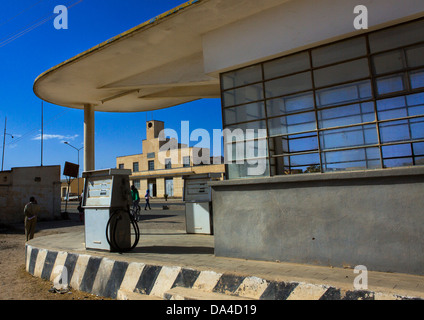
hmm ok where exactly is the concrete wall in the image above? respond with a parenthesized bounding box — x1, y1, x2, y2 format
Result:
(0, 166, 61, 224)
(210, 167, 424, 275)
(156, 177, 165, 198)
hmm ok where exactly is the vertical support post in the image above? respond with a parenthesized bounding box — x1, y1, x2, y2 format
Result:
(84, 104, 95, 172)
(41, 101, 43, 166)
(2, 117, 6, 171)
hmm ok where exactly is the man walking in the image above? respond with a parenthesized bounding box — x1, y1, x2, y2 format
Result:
(24, 196, 40, 241)
(144, 189, 151, 210)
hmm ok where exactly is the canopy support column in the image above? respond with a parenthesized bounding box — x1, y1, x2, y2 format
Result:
(84, 104, 95, 172)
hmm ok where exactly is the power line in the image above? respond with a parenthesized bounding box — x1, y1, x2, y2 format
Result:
(0, 14, 53, 48)
(0, 0, 83, 48)
(6, 108, 70, 146)
(0, 0, 46, 29)
(0, 0, 84, 48)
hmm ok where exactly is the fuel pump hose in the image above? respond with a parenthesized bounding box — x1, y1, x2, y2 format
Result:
(106, 207, 140, 253)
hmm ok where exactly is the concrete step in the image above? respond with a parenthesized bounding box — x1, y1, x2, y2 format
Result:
(164, 287, 255, 300)
(117, 289, 163, 300)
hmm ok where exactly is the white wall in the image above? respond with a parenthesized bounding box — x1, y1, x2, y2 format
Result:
(202, 0, 424, 75)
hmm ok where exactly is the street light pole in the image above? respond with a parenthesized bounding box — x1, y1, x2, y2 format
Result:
(64, 141, 84, 195)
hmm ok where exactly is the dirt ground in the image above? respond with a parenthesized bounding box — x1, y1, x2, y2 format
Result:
(0, 200, 185, 300)
(0, 218, 107, 300)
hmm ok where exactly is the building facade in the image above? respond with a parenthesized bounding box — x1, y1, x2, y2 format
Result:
(208, 5, 424, 275)
(0, 166, 61, 223)
(116, 120, 224, 198)
(34, 0, 424, 275)
(220, 19, 424, 179)
(60, 177, 84, 200)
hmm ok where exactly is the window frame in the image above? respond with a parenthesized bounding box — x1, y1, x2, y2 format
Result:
(220, 18, 424, 178)
(165, 158, 172, 169)
(148, 160, 155, 171)
(132, 162, 139, 172)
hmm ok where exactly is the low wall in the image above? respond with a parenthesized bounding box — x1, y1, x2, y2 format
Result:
(25, 244, 419, 300)
(210, 167, 424, 275)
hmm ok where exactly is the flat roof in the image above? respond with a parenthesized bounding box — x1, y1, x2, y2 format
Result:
(33, 0, 286, 112)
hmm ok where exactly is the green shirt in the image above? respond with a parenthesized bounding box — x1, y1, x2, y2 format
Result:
(131, 189, 139, 201)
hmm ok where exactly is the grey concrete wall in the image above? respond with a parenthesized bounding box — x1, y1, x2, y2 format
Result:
(0, 166, 61, 223)
(210, 167, 424, 275)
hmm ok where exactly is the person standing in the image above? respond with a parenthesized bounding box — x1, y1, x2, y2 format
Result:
(77, 193, 84, 223)
(144, 189, 151, 210)
(24, 196, 40, 241)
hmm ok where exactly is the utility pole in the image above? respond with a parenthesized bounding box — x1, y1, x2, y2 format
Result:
(2, 117, 6, 171)
(2, 117, 14, 171)
(41, 101, 44, 166)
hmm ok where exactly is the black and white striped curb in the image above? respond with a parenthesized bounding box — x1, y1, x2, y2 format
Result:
(25, 244, 422, 300)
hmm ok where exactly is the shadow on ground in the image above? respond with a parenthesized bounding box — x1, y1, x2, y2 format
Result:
(133, 245, 214, 255)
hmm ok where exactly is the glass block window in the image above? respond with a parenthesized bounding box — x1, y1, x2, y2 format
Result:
(220, 19, 424, 179)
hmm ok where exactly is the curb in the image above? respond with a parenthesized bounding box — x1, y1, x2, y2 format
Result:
(25, 244, 422, 300)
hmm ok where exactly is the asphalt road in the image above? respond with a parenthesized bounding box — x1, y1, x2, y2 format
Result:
(61, 199, 187, 231)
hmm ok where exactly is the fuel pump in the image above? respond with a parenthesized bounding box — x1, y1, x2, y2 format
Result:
(82, 169, 140, 252)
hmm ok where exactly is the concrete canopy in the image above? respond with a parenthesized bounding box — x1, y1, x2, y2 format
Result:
(33, 0, 287, 113)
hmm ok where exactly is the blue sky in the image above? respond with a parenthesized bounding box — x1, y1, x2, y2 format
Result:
(0, 0, 223, 176)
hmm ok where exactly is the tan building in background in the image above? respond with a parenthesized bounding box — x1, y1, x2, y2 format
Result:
(60, 177, 84, 201)
(116, 120, 224, 198)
